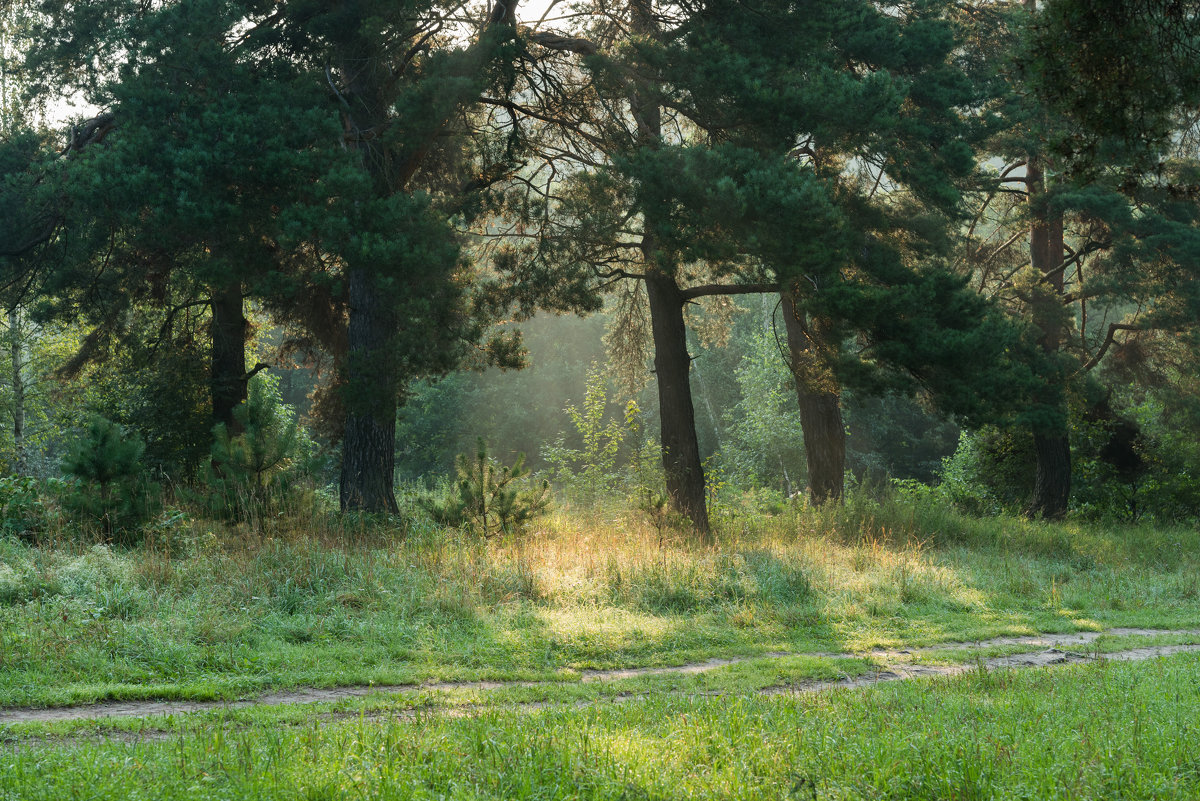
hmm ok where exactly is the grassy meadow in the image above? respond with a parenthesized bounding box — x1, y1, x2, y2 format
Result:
(1, 492, 1198, 709)
(2, 492, 1200, 799)
(3, 654, 1199, 800)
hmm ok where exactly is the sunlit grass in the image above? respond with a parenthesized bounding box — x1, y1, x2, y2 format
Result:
(1, 493, 1199, 707)
(4, 655, 1200, 799)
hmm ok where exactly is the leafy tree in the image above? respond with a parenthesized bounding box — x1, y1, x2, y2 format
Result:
(0, 312, 86, 476)
(542, 363, 627, 501)
(719, 324, 805, 495)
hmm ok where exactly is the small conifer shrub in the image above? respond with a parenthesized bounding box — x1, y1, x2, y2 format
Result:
(62, 415, 158, 543)
(208, 377, 308, 519)
(423, 439, 550, 537)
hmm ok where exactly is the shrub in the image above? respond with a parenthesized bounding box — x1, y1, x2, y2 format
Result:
(423, 439, 550, 537)
(0, 475, 59, 542)
(208, 376, 313, 520)
(61, 415, 158, 543)
(542, 364, 627, 502)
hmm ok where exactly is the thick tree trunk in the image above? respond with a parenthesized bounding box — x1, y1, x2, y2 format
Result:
(645, 272, 710, 534)
(1028, 432, 1071, 520)
(9, 307, 25, 475)
(339, 265, 400, 514)
(1025, 156, 1071, 520)
(210, 280, 248, 433)
(781, 289, 845, 505)
(627, 0, 708, 534)
(797, 392, 845, 505)
(330, 26, 403, 514)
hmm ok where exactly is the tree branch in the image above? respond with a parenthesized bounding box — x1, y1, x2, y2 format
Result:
(244, 362, 271, 382)
(1080, 323, 1141, 372)
(61, 112, 117, 157)
(679, 282, 776, 301)
(525, 29, 599, 55)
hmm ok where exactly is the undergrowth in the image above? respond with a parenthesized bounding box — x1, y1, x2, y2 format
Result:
(0, 490, 1197, 707)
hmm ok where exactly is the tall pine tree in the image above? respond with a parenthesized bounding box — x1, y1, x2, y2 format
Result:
(498, 0, 1019, 527)
(18, 0, 524, 507)
(960, 0, 1200, 518)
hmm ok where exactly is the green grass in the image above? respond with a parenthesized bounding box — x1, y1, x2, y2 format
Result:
(4, 654, 1200, 799)
(0, 653, 880, 742)
(1, 494, 1199, 708)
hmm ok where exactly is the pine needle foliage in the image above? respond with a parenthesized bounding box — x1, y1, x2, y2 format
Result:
(61, 415, 157, 543)
(208, 378, 302, 518)
(423, 439, 550, 538)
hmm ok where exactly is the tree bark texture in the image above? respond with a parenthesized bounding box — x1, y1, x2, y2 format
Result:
(339, 265, 401, 514)
(1028, 431, 1071, 520)
(646, 272, 710, 533)
(1025, 156, 1071, 520)
(781, 289, 845, 505)
(628, 0, 710, 535)
(210, 280, 248, 433)
(335, 27, 401, 514)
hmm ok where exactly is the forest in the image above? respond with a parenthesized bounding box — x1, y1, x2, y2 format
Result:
(2, 1, 1200, 799)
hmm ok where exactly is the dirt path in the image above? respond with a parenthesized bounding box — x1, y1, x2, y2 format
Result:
(2, 628, 1198, 726)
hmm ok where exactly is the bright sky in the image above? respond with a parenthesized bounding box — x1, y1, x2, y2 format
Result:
(518, 0, 574, 27)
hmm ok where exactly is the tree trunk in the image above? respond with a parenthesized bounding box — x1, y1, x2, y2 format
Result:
(210, 280, 248, 433)
(1028, 432, 1071, 520)
(339, 265, 400, 514)
(781, 289, 845, 505)
(627, 0, 709, 534)
(645, 272, 710, 534)
(9, 307, 25, 475)
(1025, 155, 1071, 520)
(331, 23, 403, 515)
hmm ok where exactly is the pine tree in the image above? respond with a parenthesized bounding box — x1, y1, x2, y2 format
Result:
(209, 377, 302, 515)
(423, 439, 550, 537)
(959, 0, 1200, 518)
(497, 0, 1021, 525)
(62, 415, 156, 542)
(18, 0, 527, 510)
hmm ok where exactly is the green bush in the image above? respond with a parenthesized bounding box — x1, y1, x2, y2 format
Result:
(941, 400, 1200, 524)
(0, 475, 60, 541)
(422, 439, 550, 537)
(61, 415, 159, 544)
(1073, 399, 1200, 524)
(542, 364, 627, 502)
(208, 376, 314, 520)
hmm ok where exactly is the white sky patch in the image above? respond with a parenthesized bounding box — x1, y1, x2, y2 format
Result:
(518, 0, 572, 27)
